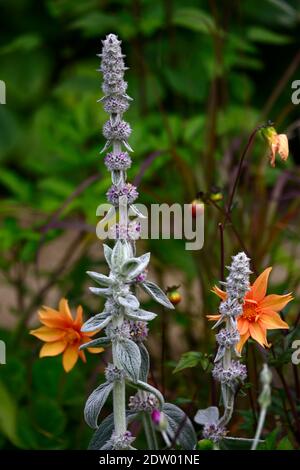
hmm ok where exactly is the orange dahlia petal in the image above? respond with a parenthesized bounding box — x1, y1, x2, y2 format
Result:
(211, 286, 227, 301)
(74, 305, 83, 328)
(236, 332, 250, 353)
(62, 345, 79, 372)
(38, 308, 70, 329)
(237, 318, 249, 335)
(30, 326, 65, 342)
(39, 340, 67, 357)
(78, 350, 86, 363)
(260, 311, 289, 330)
(87, 347, 105, 354)
(249, 322, 269, 348)
(206, 314, 221, 321)
(59, 298, 73, 321)
(259, 293, 293, 311)
(250, 267, 272, 302)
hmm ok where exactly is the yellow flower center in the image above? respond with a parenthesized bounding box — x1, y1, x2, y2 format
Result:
(65, 328, 81, 344)
(242, 300, 259, 322)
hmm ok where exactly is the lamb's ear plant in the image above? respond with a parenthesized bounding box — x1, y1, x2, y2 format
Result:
(195, 252, 252, 449)
(81, 33, 197, 450)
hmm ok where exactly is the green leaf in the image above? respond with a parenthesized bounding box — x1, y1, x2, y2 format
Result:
(277, 436, 294, 450)
(173, 8, 218, 35)
(263, 428, 280, 449)
(247, 27, 292, 44)
(0, 169, 32, 201)
(0, 380, 23, 447)
(220, 437, 259, 450)
(33, 398, 66, 436)
(173, 351, 203, 374)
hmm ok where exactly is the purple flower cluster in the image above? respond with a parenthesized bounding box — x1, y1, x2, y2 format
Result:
(216, 328, 240, 348)
(134, 270, 147, 283)
(110, 431, 135, 450)
(106, 183, 138, 206)
(202, 423, 227, 444)
(126, 320, 149, 342)
(103, 95, 129, 115)
(104, 151, 132, 171)
(108, 221, 141, 241)
(212, 361, 247, 390)
(105, 363, 127, 383)
(103, 120, 131, 141)
(128, 392, 159, 412)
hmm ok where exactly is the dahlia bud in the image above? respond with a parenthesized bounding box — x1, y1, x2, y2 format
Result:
(167, 286, 182, 305)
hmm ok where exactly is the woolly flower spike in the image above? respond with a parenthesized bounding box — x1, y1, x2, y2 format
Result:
(106, 183, 138, 206)
(30, 299, 103, 372)
(208, 267, 292, 352)
(210, 253, 251, 330)
(261, 126, 289, 167)
(223, 252, 251, 302)
(99, 33, 132, 154)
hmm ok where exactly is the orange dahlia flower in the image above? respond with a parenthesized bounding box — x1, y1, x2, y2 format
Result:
(208, 268, 293, 353)
(30, 298, 103, 372)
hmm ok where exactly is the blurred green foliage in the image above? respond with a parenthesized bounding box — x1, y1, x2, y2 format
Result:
(0, 0, 300, 450)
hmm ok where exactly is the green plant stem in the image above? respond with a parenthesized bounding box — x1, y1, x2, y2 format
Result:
(142, 412, 159, 450)
(224, 126, 261, 226)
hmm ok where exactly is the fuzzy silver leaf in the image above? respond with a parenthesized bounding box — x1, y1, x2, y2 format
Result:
(118, 293, 140, 310)
(163, 403, 197, 450)
(139, 343, 150, 382)
(79, 337, 111, 350)
(141, 281, 175, 309)
(103, 244, 112, 268)
(81, 313, 112, 333)
(86, 271, 114, 287)
(121, 253, 150, 280)
(84, 381, 114, 429)
(125, 308, 157, 322)
(89, 286, 112, 298)
(115, 339, 141, 383)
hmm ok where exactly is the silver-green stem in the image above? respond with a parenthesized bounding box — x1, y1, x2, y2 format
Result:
(251, 406, 266, 450)
(219, 319, 234, 426)
(111, 137, 127, 438)
(112, 314, 127, 436)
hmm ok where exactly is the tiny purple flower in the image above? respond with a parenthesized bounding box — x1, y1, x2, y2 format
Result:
(106, 183, 138, 206)
(103, 120, 131, 141)
(104, 151, 132, 171)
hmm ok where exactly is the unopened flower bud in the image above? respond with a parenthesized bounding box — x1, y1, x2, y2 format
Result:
(151, 409, 168, 431)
